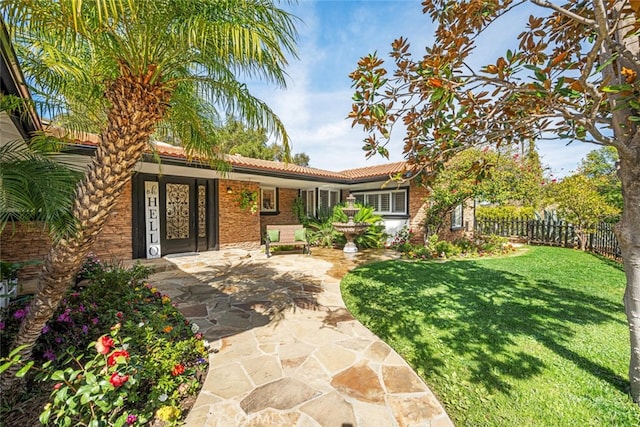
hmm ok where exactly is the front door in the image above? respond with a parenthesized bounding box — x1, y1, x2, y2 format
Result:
(160, 177, 197, 254)
(132, 173, 218, 258)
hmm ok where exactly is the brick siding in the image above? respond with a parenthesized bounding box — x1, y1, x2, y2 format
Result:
(0, 181, 133, 286)
(260, 188, 301, 239)
(218, 180, 261, 248)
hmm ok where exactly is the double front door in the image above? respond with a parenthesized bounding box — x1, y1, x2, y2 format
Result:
(133, 174, 218, 258)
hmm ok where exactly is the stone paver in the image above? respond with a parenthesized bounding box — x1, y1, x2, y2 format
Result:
(146, 248, 454, 427)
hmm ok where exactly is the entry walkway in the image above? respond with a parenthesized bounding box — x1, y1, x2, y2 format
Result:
(146, 248, 453, 427)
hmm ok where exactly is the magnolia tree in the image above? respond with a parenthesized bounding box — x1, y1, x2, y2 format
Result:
(349, 1, 640, 402)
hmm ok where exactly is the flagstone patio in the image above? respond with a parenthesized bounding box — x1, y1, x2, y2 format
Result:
(145, 248, 453, 427)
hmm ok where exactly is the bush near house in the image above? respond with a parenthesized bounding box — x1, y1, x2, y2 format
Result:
(0, 257, 209, 426)
(389, 227, 514, 260)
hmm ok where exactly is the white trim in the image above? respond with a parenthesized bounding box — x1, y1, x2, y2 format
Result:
(352, 189, 407, 215)
(144, 181, 162, 258)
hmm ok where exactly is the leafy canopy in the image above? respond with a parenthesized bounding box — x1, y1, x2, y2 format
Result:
(217, 117, 311, 166)
(349, 1, 639, 176)
(5, 0, 299, 160)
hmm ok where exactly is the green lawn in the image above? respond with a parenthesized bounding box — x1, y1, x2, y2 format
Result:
(341, 246, 640, 426)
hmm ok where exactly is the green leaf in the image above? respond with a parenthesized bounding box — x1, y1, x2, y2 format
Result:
(7, 344, 29, 359)
(595, 53, 617, 73)
(534, 70, 547, 82)
(15, 361, 34, 378)
(628, 115, 640, 122)
(601, 84, 633, 93)
(0, 361, 13, 375)
(39, 408, 51, 425)
(51, 370, 66, 381)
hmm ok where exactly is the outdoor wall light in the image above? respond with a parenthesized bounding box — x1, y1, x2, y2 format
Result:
(226, 187, 233, 194)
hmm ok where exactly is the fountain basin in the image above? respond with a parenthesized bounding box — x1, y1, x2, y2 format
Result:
(333, 221, 369, 253)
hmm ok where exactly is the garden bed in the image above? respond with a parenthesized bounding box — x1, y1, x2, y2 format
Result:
(0, 256, 210, 426)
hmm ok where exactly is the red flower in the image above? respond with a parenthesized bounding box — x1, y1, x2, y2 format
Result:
(53, 382, 63, 390)
(96, 335, 114, 355)
(171, 364, 185, 377)
(107, 350, 130, 367)
(109, 372, 129, 387)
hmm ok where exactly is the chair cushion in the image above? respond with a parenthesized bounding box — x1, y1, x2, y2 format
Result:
(294, 228, 306, 242)
(267, 229, 280, 243)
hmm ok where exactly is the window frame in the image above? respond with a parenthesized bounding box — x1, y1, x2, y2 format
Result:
(318, 189, 340, 213)
(300, 189, 316, 217)
(451, 203, 463, 230)
(260, 187, 277, 213)
(352, 189, 408, 216)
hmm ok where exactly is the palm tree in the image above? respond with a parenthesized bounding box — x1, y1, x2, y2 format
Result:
(0, 138, 81, 239)
(1, 0, 297, 391)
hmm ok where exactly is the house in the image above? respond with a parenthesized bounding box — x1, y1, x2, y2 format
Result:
(0, 21, 475, 282)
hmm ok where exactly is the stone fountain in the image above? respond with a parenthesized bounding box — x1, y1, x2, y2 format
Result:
(332, 194, 369, 253)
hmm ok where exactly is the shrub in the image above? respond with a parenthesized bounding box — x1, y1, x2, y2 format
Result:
(393, 234, 515, 260)
(476, 205, 536, 220)
(388, 227, 414, 252)
(434, 240, 461, 258)
(0, 257, 209, 426)
(453, 237, 477, 255)
(477, 234, 509, 253)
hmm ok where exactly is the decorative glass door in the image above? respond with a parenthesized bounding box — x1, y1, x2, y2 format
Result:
(160, 178, 197, 254)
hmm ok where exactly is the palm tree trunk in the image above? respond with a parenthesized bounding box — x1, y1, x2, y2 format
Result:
(1, 66, 171, 393)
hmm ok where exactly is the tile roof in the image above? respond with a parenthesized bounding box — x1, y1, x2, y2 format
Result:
(339, 161, 413, 180)
(54, 127, 411, 183)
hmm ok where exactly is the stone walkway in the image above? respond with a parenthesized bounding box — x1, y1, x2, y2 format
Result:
(145, 248, 453, 427)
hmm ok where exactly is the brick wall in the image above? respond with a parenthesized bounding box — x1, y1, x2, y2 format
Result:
(0, 181, 134, 285)
(218, 180, 261, 248)
(408, 184, 430, 244)
(91, 180, 133, 261)
(407, 184, 475, 244)
(0, 222, 51, 283)
(260, 188, 300, 239)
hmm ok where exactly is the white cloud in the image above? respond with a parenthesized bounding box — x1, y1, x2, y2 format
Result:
(244, 0, 594, 175)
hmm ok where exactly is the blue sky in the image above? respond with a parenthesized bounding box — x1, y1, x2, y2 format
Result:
(248, 0, 595, 176)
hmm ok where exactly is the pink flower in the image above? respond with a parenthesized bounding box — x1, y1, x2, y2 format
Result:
(13, 308, 28, 320)
(96, 335, 114, 355)
(126, 414, 138, 425)
(109, 372, 129, 388)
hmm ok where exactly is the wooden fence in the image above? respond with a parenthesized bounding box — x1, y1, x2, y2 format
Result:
(475, 219, 622, 261)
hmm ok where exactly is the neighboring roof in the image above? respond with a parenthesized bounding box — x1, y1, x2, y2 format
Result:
(339, 161, 413, 180)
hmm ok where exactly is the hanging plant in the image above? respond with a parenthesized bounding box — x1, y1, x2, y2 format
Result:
(237, 190, 259, 215)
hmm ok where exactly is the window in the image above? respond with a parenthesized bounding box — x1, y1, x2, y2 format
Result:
(300, 189, 315, 217)
(451, 204, 463, 229)
(261, 188, 276, 212)
(352, 190, 407, 215)
(318, 189, 340, 212)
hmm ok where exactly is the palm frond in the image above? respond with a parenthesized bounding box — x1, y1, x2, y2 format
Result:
(0, 140, 82, 240)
